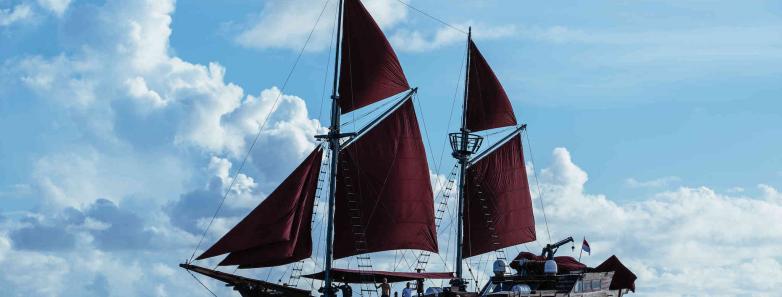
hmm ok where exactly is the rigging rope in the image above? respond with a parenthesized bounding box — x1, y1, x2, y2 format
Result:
(187, 0, 333, 263)
(434, 44, 467, 186)
(393, 0, 468, 34)
(339, 92, 404, 127)
(523, 129, 552, 243)
(416, 44, 466, 275)
(316, 1, 339, 123)
(413, 94, 443, 223)
(187, 270, 219, 297)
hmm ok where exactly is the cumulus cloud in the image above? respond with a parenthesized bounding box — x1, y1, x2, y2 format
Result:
(10, 221, 77, 251)
(235, 0, 336, 51)
(13, 0, 323, 207)
(0, 4, 33, 27)
(2, 0, 780, 296)
(1, 0, 325, 295)
(86, 199, 158, 250)
(16, 0, 321, 161)
(533, 147, 782, 296)
(36, 0, 71, 16)
(624, 176, 680, 188)
(236, 0, 408, 51)
(234, 0, 517, 54)
(391, 23, 516, 52)
(168, 177, 238, 235)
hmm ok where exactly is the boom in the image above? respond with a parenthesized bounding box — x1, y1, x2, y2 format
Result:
(540, 236, 574, 260)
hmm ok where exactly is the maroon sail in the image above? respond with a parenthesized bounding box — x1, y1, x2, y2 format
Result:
(333, 100, 437, 259)
(594, 255, 637, 292)
(509, 252, 587, 273)
(466, 40, 517, 132)
(196, 147, 322, 268)
(463, 134, 535, 258)
(338, 0, 410, 114)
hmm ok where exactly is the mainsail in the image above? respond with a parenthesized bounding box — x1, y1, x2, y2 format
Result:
(338, 0, 410, 113)
(334, 100, 438, 259)
(196, 147, 323, 268)
(465, 40, 517, 132)
(184, 0, 449, 295)
(449, 31, 533, 287)
(463, 134, 535, 258)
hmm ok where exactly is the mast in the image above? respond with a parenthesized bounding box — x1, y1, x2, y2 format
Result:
(451, 27, 480, 287)
(456, 27, 471, 282)
(324, 0, 345, 295)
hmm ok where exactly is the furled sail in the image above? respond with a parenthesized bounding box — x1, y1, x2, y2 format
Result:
(594, 255, 637, 292)
(196, 147, 323, 268)
(465, 40, 517, 132)
(338, 0, 410, 114)
(333, 100, 437, 259)
(463, 134, 535, 258)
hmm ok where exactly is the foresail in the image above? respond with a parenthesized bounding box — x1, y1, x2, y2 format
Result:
(333, 100, 437, 259)
(466, 40, 517, 132)
(196, 147, 323, 268)
(338, 0, 410, 114)
(463, 134, 535, 258)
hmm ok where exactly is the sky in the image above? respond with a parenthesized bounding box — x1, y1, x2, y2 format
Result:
(0, 0, 781, 296)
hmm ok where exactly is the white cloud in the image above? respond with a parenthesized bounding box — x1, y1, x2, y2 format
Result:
(14, 0, 323, 178)
(0, 247, 70, 297)
(759, 184, 781, 202)
(361, 0, 408, 29)
(532, 147, 782, 296)
(36, 0, 70, 16)
(391, 26, 463, 52)
(236, 0, 408, 51)
(31, 147, 189, 210)
(391, 22, 515, 52)
(235, 0, 338, 51)
(624, 176, 680, 188)
(0, 4, 33, 27)
(3, 0, 781, 296)
(2, 0, 326, 293)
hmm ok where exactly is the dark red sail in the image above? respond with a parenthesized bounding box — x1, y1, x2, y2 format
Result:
(338, 0, 410, 113)
(333, 100, 437, 259)
(509, 252, 587, 273)
(463, 134, 535, 258)
(466, 40, 517, 132)
(196, 147, 322, 268)
(594, 255, 637, 292)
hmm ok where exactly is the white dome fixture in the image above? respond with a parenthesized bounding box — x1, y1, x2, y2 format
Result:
(544, 259, 558, 275)
(493, 259, 507, 276)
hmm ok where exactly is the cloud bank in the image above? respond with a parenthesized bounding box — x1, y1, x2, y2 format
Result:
(1, 1, 780, 297)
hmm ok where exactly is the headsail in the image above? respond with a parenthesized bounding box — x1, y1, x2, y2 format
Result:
(197, 147, 323, 268)
(333, 100, 438, 259)
(465, 40, 517, 132)
(463, 134, 535, 258)
(338, 0, 410, 113)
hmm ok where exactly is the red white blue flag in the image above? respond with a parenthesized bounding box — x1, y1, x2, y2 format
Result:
(582, 239, 591, 255)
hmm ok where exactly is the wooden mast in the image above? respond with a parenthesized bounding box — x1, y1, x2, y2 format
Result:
(453, 26, 473, 288)
(323, 0, 345, 295)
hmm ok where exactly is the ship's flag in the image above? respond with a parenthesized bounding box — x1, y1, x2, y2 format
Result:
(582, 238, 591, 255)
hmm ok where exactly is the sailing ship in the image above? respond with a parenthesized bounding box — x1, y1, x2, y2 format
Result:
(180, 0, 637, 296)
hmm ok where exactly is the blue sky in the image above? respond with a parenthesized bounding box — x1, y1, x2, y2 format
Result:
(1, 0, 781, 296)
(166, 0, 782, 199)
